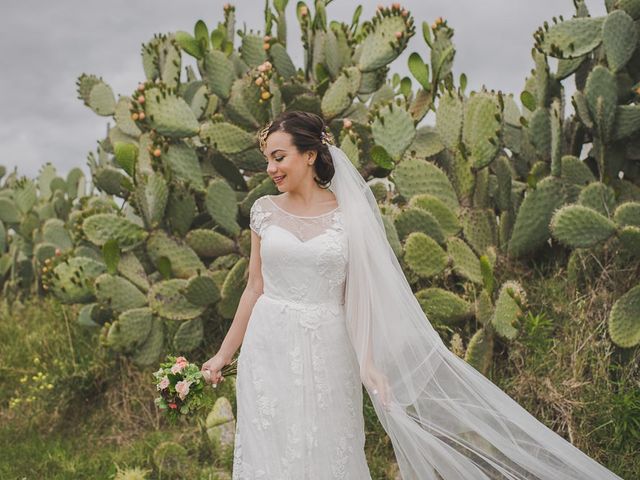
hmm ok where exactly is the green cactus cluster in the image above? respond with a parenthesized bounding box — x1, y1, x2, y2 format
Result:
(0, 163, 88, 300)
(3, 0, 638, 381)
(50, 0, 426, 367)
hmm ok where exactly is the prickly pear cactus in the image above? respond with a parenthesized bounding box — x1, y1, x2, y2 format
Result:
(0, 163, 88, 300)
(8, 0, 637, 377)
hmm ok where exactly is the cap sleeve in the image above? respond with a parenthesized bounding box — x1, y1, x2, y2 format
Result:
(249, 196, 268, 237)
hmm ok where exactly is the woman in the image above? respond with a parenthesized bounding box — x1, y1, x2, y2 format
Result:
(201, 111, 622, 479)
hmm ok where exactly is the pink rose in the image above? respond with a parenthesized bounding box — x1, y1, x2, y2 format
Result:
(158, 376, 170, 391)
(171, 356, 189, 374)
(175, 379, 193, 400)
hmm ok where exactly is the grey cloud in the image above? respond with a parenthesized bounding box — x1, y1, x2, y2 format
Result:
(0, 0, 607, 178)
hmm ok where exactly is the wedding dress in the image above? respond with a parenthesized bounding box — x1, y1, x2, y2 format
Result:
(232, 194, 372, 479)
(231, 145, 622, 480)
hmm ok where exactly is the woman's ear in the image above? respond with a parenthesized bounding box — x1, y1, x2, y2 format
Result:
(307, 150, 317, 163)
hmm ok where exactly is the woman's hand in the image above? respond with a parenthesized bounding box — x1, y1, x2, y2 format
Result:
(362, 364, 392, 411)
(200, 353, 228, 387)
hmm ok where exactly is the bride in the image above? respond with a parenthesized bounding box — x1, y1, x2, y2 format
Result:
(201, 110, 622, 479)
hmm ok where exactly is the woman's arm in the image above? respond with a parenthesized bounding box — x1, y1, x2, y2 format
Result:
(216, 229, 263, 364)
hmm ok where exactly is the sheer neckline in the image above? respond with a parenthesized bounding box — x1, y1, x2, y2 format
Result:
(267, 195, 339, 218)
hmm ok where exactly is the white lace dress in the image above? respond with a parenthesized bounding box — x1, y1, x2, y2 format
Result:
(232, 194, 372, 479)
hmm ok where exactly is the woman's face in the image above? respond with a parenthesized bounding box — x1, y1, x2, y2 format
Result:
(263, 130, 316, 192)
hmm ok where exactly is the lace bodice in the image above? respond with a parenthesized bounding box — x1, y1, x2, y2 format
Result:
(249, 194, 348, 305)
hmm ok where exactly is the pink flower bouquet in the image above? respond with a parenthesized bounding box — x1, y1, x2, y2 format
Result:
(153, 355, 214, 422)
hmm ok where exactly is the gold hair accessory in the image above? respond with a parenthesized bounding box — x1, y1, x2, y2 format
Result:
(258, 121, 273, 152)
(320, 128, 335, 146)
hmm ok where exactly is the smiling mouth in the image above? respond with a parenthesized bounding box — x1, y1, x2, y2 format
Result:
(273, 175, 286, 183)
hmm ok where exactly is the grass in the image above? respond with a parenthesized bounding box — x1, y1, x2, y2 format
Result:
(1, 249, 638, 478)
(489, 250, 640, 479)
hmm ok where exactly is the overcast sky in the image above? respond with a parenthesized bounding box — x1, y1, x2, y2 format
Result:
(0, 0, 607, 179)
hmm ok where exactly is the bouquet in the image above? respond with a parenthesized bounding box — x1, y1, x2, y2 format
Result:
(152, 354, 237, 423)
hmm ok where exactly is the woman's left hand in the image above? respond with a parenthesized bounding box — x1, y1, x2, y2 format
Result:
(363, 365, 392, 411)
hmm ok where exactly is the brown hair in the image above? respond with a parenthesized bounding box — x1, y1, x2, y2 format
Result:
(259, 111, 335, 189)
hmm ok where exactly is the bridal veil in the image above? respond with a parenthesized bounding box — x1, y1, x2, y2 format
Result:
(326, 144, 622, 480)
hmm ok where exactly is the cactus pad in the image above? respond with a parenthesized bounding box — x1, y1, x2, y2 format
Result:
(414, 287, 473, 325)
(107, 307, 153, 353)
(447, 237, 482, 285)
(393, 159, 459, 209)
(462, 92, 502, 168)
(132, 316, 165, 367)
(50, 257, 106, 304)
(602, 10, 637, 72)
(535, 17, 604, 58)
(94, 273, 147, 312)
(147, 230, 205, 279)
(357, 10, 414, 71)
(148, 278, 206, 320)
(613, 202, 640, 228)
(83, 214, 148, 251)
(185, 229, 236, 258)
(173, 317, 204, 352)
(371, 102, 416, 161)
(199, 122, 256, 153)
(508, 177, 566, 257)
(403, 232, 448, 279)
(409, 194, 461, 237)
(144, 87, 200, 138)
(394, 207, 445, 244)
(608, 284, 640, 348)
(550, 204, 617, 248)
(465, 327, 494, 375)
(491, 281, 525, 340)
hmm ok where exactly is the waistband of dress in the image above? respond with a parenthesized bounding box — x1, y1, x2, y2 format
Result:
(260, 292, 345, 307)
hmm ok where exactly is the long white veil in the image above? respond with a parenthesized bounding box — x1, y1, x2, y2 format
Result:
(326, 144, 622, 479)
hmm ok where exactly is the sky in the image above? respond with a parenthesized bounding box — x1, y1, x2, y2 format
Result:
(0, 0, 607, 179)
